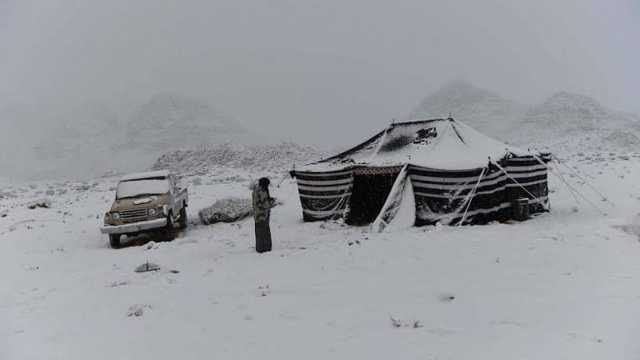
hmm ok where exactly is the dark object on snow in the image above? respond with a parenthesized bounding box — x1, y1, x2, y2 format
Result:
(512, 198, 530, 221)
(199, 197, 253, 225)
(390, 316, 423, 329)
(127, 304, 151, 317)
(253, 177, 274, 253)
(439, 293, 456, 302)
(135, 262, 160, 273)
(27, 199, 51, 209)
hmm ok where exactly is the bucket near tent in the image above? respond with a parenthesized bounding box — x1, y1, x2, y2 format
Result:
(512, 198, 530, 221)
(290, 118, 551, 229)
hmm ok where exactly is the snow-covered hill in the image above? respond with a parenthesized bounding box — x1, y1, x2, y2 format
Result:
(0, 94, 265, 181)
(125, 93, 251, 152)
(151, 141, 323, 177)
(408, 82, 640, 154)
(0, 102, 129, 180)
(512, 92, 640, 153)
(407, 81, 527, 139)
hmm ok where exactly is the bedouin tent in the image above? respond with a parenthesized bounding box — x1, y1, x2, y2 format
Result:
(289, 118, 550, 230)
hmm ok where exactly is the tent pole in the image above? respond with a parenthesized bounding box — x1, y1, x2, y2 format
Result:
(492, 160, 549, 212)
(458, 167, 487, 226)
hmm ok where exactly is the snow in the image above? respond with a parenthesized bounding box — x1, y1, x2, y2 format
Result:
(0, 93, 260, 181)
(303, 119, 526, 172)
(116, 179, 169, 199)
(407, 82, 640, 157)
(120, 170, 170, 182)
(3, 149, 640, 359)
(407, 80, 528, 138)
(152, 142, 323, 176)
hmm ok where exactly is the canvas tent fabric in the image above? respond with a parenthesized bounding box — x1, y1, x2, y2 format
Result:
(290, 118, 550, 227)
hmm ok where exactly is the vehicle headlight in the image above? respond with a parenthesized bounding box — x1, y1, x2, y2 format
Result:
(112, 212, 120, 220)
(148, 208, 157, 216)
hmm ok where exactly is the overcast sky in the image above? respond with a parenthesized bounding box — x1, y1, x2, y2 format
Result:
(1, 0, 639, 146)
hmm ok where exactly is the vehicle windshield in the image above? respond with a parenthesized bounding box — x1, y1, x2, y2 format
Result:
(116, 177, 169, 199)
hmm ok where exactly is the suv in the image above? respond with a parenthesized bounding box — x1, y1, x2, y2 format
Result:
(100, 170, 188, 248)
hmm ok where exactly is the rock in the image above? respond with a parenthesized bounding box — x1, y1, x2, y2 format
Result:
(27, 199, 52, 209)
(198, 197, 254, 225)
(135, 262, 161, 273)
(390, 316, 423, 329)
(439, 293, 456, 302)
(127, 304, 151, 317)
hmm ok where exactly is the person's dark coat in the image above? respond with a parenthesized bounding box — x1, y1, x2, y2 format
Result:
(252, 178, 274, 253)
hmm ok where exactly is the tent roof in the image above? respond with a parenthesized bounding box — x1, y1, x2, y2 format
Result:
(302, 118, 527, 171)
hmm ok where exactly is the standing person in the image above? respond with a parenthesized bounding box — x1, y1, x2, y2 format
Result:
(252, 177, 274, 253)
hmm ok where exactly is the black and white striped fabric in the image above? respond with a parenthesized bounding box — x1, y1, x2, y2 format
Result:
(292, 154, 550, 225)
(293, 169, 354, 221)
(411, 154, 550, 225)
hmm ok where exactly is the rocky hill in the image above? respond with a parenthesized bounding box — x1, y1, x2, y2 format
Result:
(408, 82, 640, 154)
(512, 92, 640, 152)
(151, 141, 323, 176)
(125, 93, 249, 152)
(407, 80, 527, 139)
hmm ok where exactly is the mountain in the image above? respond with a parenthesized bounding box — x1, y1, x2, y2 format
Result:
(151, 141, 322, 176)
(125, 93, 249, 152)
(512, 91, 640, 151)
(0, 94, 258, 181)
(408, 82, 640, 153)
(521, 92, 627, 132)
(407, 80, 527, 139)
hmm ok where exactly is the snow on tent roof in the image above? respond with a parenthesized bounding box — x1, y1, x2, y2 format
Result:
(120, 170, 170, 182)
(302, 118, 526, 171)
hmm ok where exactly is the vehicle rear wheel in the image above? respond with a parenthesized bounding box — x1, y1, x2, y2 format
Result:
(178, 207, 188, 230)
(163, 214, 176, 241)
(109, 234, 121, 249)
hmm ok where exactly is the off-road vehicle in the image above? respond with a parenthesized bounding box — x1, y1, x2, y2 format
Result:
(100, 170, 188, 248)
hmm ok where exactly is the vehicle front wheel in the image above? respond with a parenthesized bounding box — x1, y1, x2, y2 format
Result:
(109, 234, 121, 249)
(163, 214, 176, 241)
(178, 207, 188, 230)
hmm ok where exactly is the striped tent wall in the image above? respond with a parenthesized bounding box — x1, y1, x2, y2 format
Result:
(294, 169, 354, 221)
(410, 155, 550, 225)
(293, 154, 550, 225)
(503, 154, 550, 213)
(410, 165, 509, 225)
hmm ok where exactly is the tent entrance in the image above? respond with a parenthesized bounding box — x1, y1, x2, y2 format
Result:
(346, 166, 402, 226)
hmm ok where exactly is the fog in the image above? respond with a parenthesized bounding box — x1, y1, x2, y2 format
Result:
(1, 0, 639, 171)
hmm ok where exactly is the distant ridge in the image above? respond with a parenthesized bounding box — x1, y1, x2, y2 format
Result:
(407, 80, 527, 139)
(408, 82, 640, 153)
(125, 93, 249, 152)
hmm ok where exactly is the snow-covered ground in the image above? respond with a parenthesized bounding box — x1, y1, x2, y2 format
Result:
(3, 154, 640, 359)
